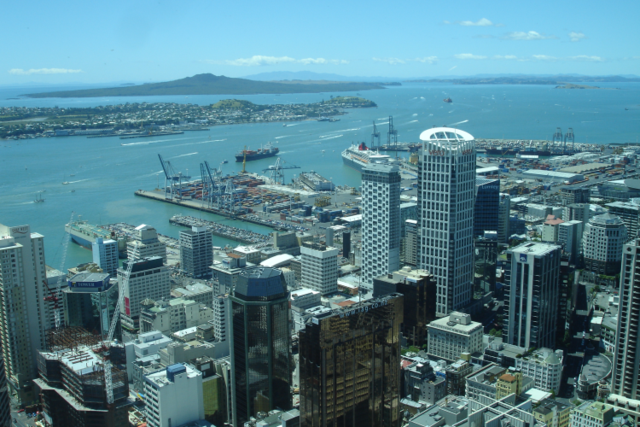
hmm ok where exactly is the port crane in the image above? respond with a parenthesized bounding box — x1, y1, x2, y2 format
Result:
(387, 116, 398, 157)
(262, 158, 300, 185)
(552, 127, 563, 152)
(158, 154, 191, 200)
(371, 121, 381, 149)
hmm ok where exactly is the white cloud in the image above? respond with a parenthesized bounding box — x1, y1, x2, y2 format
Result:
(8, 68, 83, 75)
(458, 18, 497, 26)
(531, 55, 557, 61)
(569, 55, 603, 62)
(493, 55, 518, 60)
(503, 31, 556, 40)
(415, 56, 438, 63)
(454, 53, 487, 60)
(372, 57, 406, 65)
(204, 55, 348, 66)
(569, 32, 586, 42)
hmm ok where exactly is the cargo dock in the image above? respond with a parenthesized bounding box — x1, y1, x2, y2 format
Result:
(169, 215, 271, 246)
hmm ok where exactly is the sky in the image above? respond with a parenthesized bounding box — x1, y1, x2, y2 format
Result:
(3, 0, 639, 85)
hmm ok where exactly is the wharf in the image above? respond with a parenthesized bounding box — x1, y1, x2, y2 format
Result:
(134, 189, 307, 232)
(376, 142, 421, 152)
(169, 215, 271, 246)
(119, 131, 184, 139)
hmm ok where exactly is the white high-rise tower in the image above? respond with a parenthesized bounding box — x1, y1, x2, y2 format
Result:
(417, 127, 476, 316)
(361, 162, 401, 287)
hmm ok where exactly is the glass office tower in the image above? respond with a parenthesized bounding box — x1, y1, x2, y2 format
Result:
(230, 267, 291, 426)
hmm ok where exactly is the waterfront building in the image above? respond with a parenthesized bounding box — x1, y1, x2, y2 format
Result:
(612, 237, 640, 400)
(474, 177, 500, 237)
(373, 266, 436, 347)
(62, 272, 118, 337)
(498, 193, 511, 243)
(361, 162, 401, 287)
(230, 267, 291, 425)
(606, 199, 640, 238)
(583, 213, 627, 276)
(299, 294, 403, 427)
(503, 243, 561, 350)
(0, 223, 48, 405)
(144, 364, 204, 427)
(92, 237, 119, 277)
(180, 226, 213, 279)
(118, 256, 171, 333)
(560, 187, 590, 205)
(557, 220, 584, 265)
(403, 219, 419, 266)
(127, 224, 167, 263)
(417, 127, 476, 316)
(427, 312, 483, 362)
(300, 242, 339, 295)
(570, 401, 615, 427)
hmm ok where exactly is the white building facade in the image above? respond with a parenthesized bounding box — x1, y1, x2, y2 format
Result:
(0, 224, 48, 404)
(300, 243, 339, 295)
(514, 348, 564, 392)
(144, 363, 204, 427)
(427, 312, 483, 362)
(361, 163, 401, 287)
(92, 237, 119, 276)
(127, 224, 167, 263)
(583, 213, 628, 276)
(418, 127, 476, 316)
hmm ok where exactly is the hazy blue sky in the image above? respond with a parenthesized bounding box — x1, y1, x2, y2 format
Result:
(3, 0, 639, 84)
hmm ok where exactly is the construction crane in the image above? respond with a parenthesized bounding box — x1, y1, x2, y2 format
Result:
(371, 121, 380, 149)
(262, 158, 300, 185)
(104, 258, 135, 405)
(158, 154, 190, 200)
(43, 212, 75, 330)
(387, 116, 398, 157)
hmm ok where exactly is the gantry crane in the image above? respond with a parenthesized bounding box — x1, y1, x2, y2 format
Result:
(158, 154, 190, 200)
(262, 158, 300, 185)
(371, 121, 380, 149)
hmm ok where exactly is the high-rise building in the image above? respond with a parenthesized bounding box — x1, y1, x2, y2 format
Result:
(542, 215, 564, 243)
(474, 234, 498, 294)
(128, 224, 167, 262)
(118, 256, 171, 334)
(144, 364, 204, 427)
(417, 127, 476, 316)
(564, 203, 591, 223)
(427, 312, 483, 362)
(373, 267, 436, 347)
(300, 242, 339, 295)
(474, 177, 500, 237)
(606, 200, 640, 238)
(498, 193, 511, 243)
(583, 213, 628, 276)
(180, 226, 213, 279)
(557, 220, 584, 265)
(299, 294, 403, 427)
(560, 186, 590, 205)
(0, 223, 48, 404)
(0, 356, 9, 427)
(62, 272, 118, 337)
(361, 163, 401, 287)
(212, 294, 229, 343)
(403, 219, 419, 266)
(503, 242, 561, 349)
(92, 237, 119, 276)
(230, 267, 291, 425)
(612, 237, 640, 400)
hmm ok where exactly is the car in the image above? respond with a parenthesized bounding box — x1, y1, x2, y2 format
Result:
(16, 409, 24, 413)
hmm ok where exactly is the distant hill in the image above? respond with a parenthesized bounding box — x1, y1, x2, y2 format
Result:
(243, 70, 402, 83)
(23, 74, 387, 98)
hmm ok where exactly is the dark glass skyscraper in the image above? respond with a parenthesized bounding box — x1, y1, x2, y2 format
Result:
(299, 294, 404, 427)
(474, 177, 500, 237)
(230, 267, 291, 425)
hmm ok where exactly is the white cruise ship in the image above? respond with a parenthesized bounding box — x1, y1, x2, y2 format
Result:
(341, 142, 392, 173)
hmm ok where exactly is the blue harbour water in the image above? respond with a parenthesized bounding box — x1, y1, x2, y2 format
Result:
(0, 82, 639, 270)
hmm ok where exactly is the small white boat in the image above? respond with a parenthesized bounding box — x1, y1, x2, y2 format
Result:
(62, 181, 69, 185)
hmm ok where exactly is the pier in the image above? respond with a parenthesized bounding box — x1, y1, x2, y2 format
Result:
(169, 215, 271, 246)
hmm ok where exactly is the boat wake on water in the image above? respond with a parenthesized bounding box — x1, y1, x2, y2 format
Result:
(447, 119, 469, 126)
(120, 136, 195, 146)
(68, 179, 91, 184)
(169, 152, 198, 159)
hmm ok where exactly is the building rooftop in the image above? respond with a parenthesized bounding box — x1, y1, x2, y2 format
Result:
(260, 253, 294, 268)
(509, 242, 560, 257)
(429, 312, 482, 334)
(590, 213, 625, 226)
(420, 127, 474, 142)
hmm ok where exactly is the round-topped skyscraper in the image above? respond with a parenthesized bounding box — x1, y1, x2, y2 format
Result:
(417, 127, 476, 317)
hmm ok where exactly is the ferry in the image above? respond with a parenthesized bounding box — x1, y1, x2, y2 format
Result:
(341, 142, 392, 173)
(65, 219, 128, 257)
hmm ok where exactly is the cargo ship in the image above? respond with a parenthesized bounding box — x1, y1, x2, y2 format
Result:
(65, 218, 128, 257)
(341, 142, 392, 173)
(235, 142, 279, 162)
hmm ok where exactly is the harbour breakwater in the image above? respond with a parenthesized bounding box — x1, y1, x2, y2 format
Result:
(169, 215, 271, 246)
